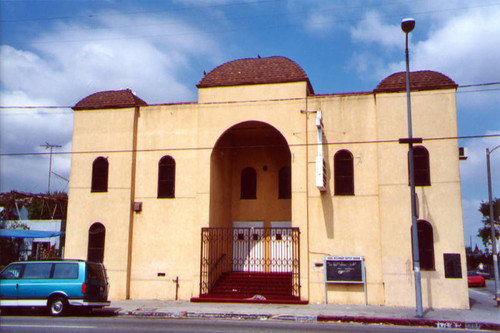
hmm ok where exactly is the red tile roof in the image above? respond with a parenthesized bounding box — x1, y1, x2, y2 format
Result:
(374, 71, 457, 93)
(73, 89, 147, 110)
(197, 56, 314, 94)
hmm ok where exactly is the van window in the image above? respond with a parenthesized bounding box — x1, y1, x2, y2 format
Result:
(23, 263, 52, 279)
(0, 264, 23, 279)
(87, 263, 104, 282)
(53, 263, 79, 279)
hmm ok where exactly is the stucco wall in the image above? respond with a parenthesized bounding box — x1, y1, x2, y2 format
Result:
(375, 89, 468, 309)
(66, 81, 468, 309)
(66, 107, 137, 300)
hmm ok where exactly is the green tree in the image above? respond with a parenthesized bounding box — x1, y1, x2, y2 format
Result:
(477, 198, 500, 247)
(26, 192, 68, 220)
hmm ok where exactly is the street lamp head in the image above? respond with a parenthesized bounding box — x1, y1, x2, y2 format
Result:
(401, 18, 415, 33)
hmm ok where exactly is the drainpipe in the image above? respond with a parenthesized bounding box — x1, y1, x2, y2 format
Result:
(126, 106, 140, 299)
(301, 97, 313, 301)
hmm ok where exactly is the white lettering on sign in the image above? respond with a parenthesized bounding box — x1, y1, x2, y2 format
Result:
(436, 322, 464, 329)
(325, 256, 363, 261)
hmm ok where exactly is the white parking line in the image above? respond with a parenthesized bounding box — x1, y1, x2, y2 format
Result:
(469, 288, 494, 297)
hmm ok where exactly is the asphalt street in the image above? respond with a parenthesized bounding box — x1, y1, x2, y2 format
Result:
(0, 316, 489, 333)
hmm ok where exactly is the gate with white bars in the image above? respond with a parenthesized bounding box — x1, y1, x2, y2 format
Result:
(198, 227, 300, 298)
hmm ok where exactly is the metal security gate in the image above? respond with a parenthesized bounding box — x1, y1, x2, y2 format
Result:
(198, 227, 300, 299)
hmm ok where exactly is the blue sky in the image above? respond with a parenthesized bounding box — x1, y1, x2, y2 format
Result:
(1, 0, 499, 249)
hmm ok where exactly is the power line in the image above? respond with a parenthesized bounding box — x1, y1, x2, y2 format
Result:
(3, 1, 500, 44)
(0, 81, 498, 111)
(459, 82, 500, 88)
(2, 0, 498, 25)
(0, 0, 282, 23)
(2, 133, 499, 157)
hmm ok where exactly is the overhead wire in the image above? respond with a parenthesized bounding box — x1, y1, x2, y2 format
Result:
(2, 1, 500, 44)
(1, 133, 499, 158)
(0, 81, 498, 112)
(2, 0, 499, 24)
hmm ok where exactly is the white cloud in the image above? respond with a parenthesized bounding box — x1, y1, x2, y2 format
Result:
(0, 90, 73, 193)
(460, 131, 500, 184)
(348, 5, 500, 87)
(350, 11, 401, 49)
(0, 91, 72, 152)
(0, 12, 222, 193)
(1, 13, 221, 104)
(304, 9, 336, 35)
(411, 7, 500, 85)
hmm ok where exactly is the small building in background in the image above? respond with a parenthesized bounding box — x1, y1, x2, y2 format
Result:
(0, 192, 67, 264)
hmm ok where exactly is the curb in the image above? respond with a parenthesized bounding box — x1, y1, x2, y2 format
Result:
(118, 310, 500, 331)
(118, 310, 315, 322)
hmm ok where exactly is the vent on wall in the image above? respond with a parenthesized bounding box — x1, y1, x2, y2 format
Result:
(133, 202, 143, 212)
(316, 156, 327, 191)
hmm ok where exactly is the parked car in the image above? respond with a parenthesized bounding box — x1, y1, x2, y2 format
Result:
(467, 271, 486, 288)
(0, 259, 110, 315)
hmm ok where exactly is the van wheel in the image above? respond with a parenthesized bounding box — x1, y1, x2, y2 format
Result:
(48, 296, 68, 316)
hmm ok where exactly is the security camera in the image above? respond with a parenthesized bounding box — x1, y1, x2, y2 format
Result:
(401, 18, 415, 33)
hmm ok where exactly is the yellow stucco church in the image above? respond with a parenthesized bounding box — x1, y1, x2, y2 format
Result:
(65, 56, 469, 309)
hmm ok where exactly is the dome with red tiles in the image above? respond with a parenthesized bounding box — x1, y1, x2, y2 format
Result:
(73, 89, 147, 110)
(197, 56, 313, 93)
(374, 71, 457, 93)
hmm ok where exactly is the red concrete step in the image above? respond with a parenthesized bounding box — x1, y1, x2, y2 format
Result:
(207, 271, 295, 300)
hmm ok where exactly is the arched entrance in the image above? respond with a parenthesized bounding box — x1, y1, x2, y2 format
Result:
(195, 121, 301, 303)
(209, 121, 291, 228)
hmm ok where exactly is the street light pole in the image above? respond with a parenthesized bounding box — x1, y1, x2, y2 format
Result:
(401, 18, 424, 318)
(486, 145, 500, 307)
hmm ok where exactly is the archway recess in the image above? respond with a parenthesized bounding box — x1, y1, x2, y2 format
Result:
(209, 121, 291, 228)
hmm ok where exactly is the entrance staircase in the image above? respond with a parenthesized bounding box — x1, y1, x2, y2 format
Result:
(191, 272, 307, 304)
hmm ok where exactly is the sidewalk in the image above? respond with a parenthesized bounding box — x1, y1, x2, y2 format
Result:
(109, 288, 500, 331)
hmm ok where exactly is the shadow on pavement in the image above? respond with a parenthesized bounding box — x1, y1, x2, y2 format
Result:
(0, 306, 120, 317)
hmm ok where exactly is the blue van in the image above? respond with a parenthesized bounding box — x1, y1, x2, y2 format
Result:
(0, 259, 110, 315)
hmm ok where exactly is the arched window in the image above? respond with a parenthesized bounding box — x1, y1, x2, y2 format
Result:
(278, 166, 291, 199)
(410, 146, 431, 186)
(241, 167, 257, 199)
(411, 220, 435, 271)
(88, 223, 105, 263)
(91, 157, 108, 192)
(158, 156, 175, 198)
(334, 150, 354, 195)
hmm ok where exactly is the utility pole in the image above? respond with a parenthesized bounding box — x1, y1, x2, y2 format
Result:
(40, 142, 62, 194)
(486, 146, 500, 307)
